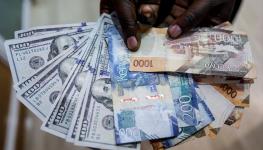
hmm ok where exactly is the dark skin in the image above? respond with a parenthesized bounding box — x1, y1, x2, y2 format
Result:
(100, 0, 237, 51)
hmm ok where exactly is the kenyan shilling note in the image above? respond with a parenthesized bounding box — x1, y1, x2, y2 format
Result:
(129, 27, 256, 79)
(108, 25, 177, 144)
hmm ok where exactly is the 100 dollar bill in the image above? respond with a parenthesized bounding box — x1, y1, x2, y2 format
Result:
(5, 26, 93, 83)
(15, 22, 95, 38)
(41, 30, 101, 138)
(16, 35, 90, 120)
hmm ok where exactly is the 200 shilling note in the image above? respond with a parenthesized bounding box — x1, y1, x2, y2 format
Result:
(108, 25, 177, 144)
(129, 27, 256, 79)
(15, 22, 95, 38)
(16, 35, 90, 121)
(151, 73, 214, 149)
(41, 14, 114, 139)
(5, 25, 93, 83)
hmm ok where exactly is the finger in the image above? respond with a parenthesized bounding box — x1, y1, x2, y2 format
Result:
(209, 0, 237, 25)
(114, 0, 140, 51)
(168, 0, 212, 38)
(163, 5, 186, 26)
(100, 0, 113, 14)
(138, 4, 160, 25)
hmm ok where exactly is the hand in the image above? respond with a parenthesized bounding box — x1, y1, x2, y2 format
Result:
(139, 0, 238, 38)
(100, 0, 140, 51)
(100, 0, 239, 51)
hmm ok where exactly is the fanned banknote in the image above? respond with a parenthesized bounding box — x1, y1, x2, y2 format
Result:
(129, 28, 256, 79)
(224, 106, 245, 128)
(16, 35, 91, 120)
(108, 25, 177, 144)
(195, 84, 235, 128)
(4, 13, 254, 150)
(5, 25, 93, 83)
(151, 74, 214, 149)
(41, 24, 102, 138)
(15, 22, 95, 38)
(212, 83, 250, 107)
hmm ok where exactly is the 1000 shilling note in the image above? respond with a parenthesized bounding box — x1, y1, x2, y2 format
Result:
(5, 26, 93, 83)
(16, 34, 91, 121)
(130, 28, 256, 79)
(108, 26, 177, 144)
(15, 22, 95, 38)
(212, 83, 250, 107)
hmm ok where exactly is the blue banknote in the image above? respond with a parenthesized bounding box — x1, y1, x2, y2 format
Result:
(107, 26, 177, 144)
(168, 73, 200, 127)
(159, 74, 214, 148)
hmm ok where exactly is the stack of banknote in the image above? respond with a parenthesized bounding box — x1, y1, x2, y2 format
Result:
(4, 14, 255, 150)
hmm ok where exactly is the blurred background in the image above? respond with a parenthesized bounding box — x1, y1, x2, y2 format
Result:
(0, 0, 263, 150)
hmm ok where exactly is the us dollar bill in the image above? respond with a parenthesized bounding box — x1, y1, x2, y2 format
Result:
(15, 22, 95, 38)
(66, 15, 114, 143)
(14, 35, 87, 91)
(5, 25, 93, 83)
(74, 37, 140, 149)
(16, 35, 90, 121)
(129, 27, 256, 79)
(41, 26, 102, 138)
(108, 25, 177, 144)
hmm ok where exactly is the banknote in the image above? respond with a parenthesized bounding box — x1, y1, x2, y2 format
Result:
(129, 27, 256, 79)
(150, 74, 214, 149)
(15, 22, 95, 38)
(168, 73, 200, 128)
(193, 75, 254, 85)
(212, 83, 250, 107)
(196, 84, 235, 128)
(204, 125, 221, 139)
(74, 37, 140, 149)
(5, 26, 93, 83)
(13, 34, 88, 91)
(225, 106, 245, 128)
(41, 27, 102, 138)
(16, 35, 90, 121)
(108, 25, 177, 144)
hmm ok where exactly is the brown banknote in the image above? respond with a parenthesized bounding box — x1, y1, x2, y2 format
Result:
(130, 27, 256, 79)
(224, 106, 245, 128)
(212, 83, 250, 107)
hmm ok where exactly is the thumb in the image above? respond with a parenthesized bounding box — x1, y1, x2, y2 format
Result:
(168, 0, 212, 38)
(114, 0, 141, 51)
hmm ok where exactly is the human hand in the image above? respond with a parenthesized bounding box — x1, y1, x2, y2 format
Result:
(100, 0, 239, 51)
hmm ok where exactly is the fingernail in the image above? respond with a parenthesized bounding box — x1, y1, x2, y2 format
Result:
(143, 11, 152, 18)
(140, 5, 153, 18)
(127, 36, 138, 50)
(168, 24, 182, 38)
